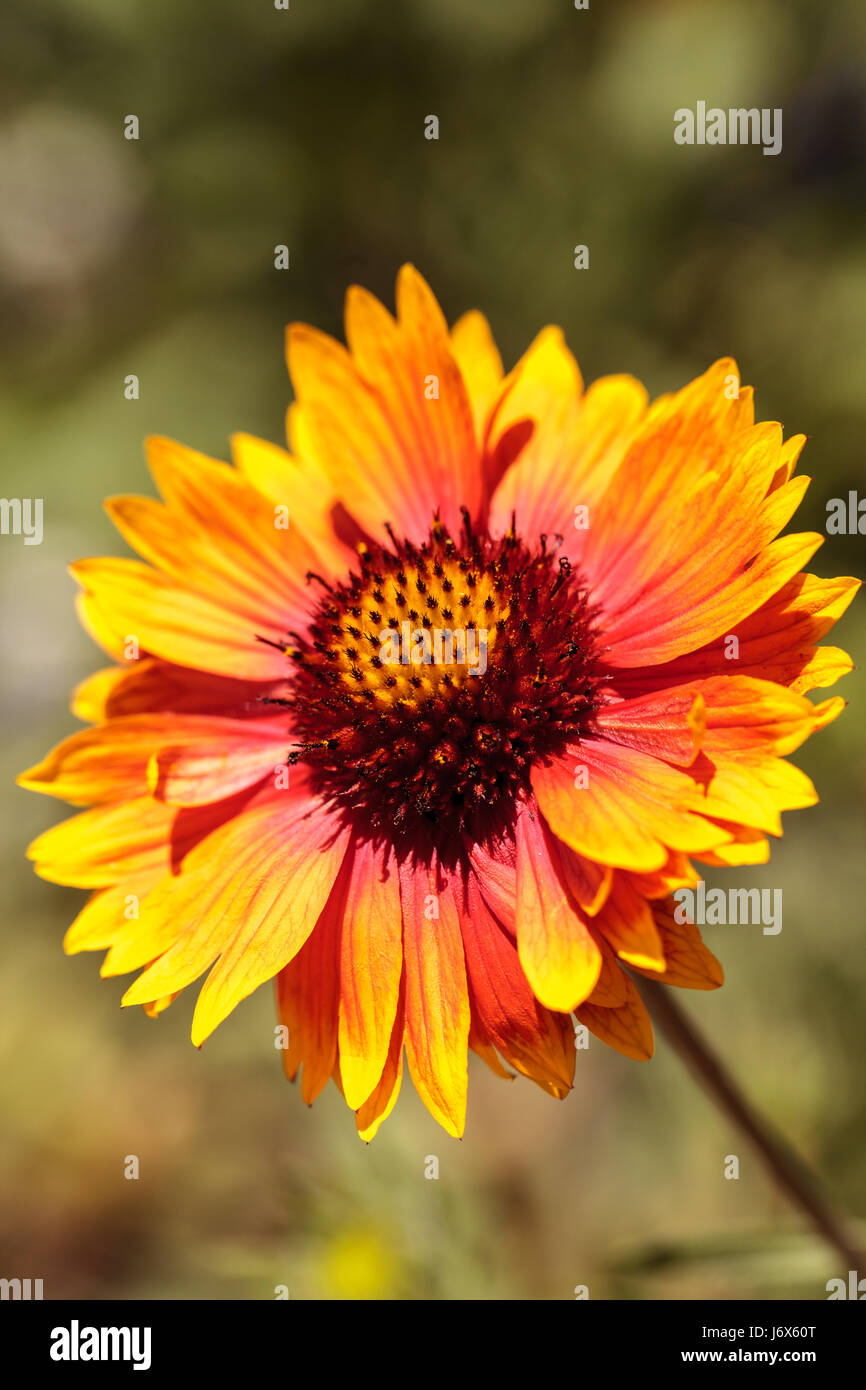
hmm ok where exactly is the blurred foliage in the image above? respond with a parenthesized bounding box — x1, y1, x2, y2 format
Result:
(1, 0, 865, 1299)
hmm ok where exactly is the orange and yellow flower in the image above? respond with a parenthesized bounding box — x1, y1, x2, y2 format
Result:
(19, 266, 857, 1138)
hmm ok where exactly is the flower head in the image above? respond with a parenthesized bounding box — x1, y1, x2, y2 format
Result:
(20, 266, 857, 1138)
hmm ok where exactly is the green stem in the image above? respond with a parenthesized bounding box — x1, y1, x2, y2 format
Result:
(636, 977, 865, 1274)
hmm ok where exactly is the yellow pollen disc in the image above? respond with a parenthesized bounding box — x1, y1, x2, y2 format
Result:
(332, 555, 506, 709)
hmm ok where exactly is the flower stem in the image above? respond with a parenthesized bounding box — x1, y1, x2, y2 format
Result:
(636, 977, 866, 1272)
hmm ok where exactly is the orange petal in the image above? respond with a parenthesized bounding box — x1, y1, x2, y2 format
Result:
(145, 434, 328, 590)
(630, 898, 724, 990)
(230, 432, 355, 579)
(394, 264, 483, 524)
(594, 871, 666, 972)
(625, 852, 699, 900)
(489, 356, 646, 552)
(338, 840, 404, 1110)
(595, 687, 706, 764)
(104, 437, 326, 628)
(577, 976, 654, 1061)
(675, 676, 844, 759)
(580, 363, 765, 618)
(514, 803, 602, 1011)
(532, 740, 732, 873)
(610, 572, 859, 695)
(104, 493, 299, 633)
(554, 845, 613, 917)
(19, 713, 287, 807)
(792, 647, 854, 694)
(287, 265, 481, 547)
(71, 557, 292, 681)
(682, 751, 818, 835)
(460, 873, 574, 1094)
(64, 879, 160, 954)
(274, 857, 348, 1105)
(695, 825, 770, 867)
(355, 984, 406, 1142)
(400, 857, 470, 1137)
(118, 796, 349, 1044)
(26, 789, 258, 891)
(602, 530, 825, 668)
(449, 309, 503, 443)
(27, 796, 175, 886)
(467, 834, 516, 929)
(146, 723, 290, 807)
(71, 665, 134, 722)
(72, 659, 282, 723)
(573, 357, 825, 664)
(585, 934, 633, 1007)
(600, 675, 842, 767)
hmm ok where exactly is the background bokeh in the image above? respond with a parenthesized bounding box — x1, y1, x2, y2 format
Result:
(2, 0, 865, 1300)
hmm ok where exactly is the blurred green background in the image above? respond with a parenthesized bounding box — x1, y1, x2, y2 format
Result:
(2, 0, 865, 1300)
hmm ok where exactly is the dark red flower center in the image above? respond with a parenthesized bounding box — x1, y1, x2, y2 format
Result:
(282, 512, 602, 851)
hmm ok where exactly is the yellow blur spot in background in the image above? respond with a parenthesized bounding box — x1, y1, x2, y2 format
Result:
(319, 1227, 401, 1300)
